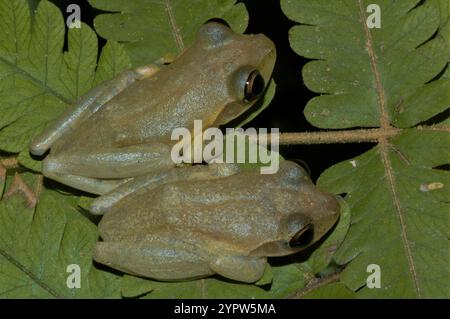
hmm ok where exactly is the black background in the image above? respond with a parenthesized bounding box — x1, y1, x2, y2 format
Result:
(47, 0, 375, 181)
(1, 299, 441, 315)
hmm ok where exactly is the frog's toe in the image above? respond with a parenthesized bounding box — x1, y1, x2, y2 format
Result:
(42, 155, 63, 175)
(90, 196, 113, 215)
(29, 139, 48, 156)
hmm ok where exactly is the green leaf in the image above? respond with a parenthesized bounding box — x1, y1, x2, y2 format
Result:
(0, 190, 121, 298)
(283, 0, 449, 129)
(302, 282, 356, 299)
(94, 41, 132, 86)
(319, 129, 449, 298)
(0, 0, 131, 156)
(26, 0, 39, 12)
(438, 0, 450, 78)
(282, 0, 450, 298)
(0, 0, 131, 298)
(121, 275, 154, 298)
(88, 0, 249, 66)
(17, 149, 41, 172)
(267, 264, 311, 298)
(395, 79, 450, 128)
(435, 0, 449, 28)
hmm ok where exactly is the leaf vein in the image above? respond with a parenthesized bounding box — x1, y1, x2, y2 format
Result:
(163, 0, 184, 52)
(0, 247, 65, 298)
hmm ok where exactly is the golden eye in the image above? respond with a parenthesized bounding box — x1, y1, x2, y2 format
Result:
(244, 70, 265, 102)
(289, 224, 314, 248)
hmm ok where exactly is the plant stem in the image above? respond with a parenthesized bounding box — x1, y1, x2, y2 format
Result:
(253, 125, 448, 145)
(258, 128, 400, 145)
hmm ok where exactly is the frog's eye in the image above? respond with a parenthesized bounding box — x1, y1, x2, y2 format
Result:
(230, 66, 266, 104)
(289, 224, 314, 248)
(244, 70, 265, 102)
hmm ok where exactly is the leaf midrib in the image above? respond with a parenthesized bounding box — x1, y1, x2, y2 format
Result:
(163, 0, 185, 53)
(0, 56, 71, 105)
(0, 246, 65, 298)
(357, 0, 421, 296)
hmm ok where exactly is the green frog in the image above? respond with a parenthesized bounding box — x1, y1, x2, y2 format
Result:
(29, 22, 276, 196)
(94, 161, 340, 283)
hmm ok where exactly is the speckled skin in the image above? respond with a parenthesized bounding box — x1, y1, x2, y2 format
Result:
(94, 161, 340, 283)
(29, 22, 276, 195)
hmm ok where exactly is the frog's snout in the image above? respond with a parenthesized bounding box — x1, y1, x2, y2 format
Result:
(323, 193, 341, 224)
(310, 191, 341, 242)
(258, 34, 276, 56)
(253, 34, 276, 82)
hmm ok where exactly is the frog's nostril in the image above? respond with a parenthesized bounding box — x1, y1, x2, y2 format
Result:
(289, 224, 314, 248)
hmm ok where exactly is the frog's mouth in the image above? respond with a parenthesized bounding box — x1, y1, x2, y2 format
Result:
(249, 224, 315, 257)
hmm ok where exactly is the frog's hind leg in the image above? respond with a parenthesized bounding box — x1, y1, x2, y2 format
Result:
(94, 240, 268, 282)
(209, 256, 267, 283)
(42, 142, 175, 180)
(90, 163, 241, 215)
(44, 171, 128, 195)
(94, 241, 214, 281)
(29, 65, 161, 156)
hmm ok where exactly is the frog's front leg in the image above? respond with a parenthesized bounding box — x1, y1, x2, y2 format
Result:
(209, 255, 267, 283)
(29, 64, 161, 156)
(43, 171, 128, 195)
(94, 240, 214, 281)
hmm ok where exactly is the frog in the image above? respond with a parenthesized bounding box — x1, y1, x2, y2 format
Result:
(93, 161, 341, 283)
(29, 22, 276, 198)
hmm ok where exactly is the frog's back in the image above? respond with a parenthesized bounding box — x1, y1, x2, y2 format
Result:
(55, 59, 228, 154)
(100, 169, 300, 247)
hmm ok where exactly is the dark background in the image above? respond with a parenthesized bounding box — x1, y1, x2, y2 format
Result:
(48, 0, 374, 181)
